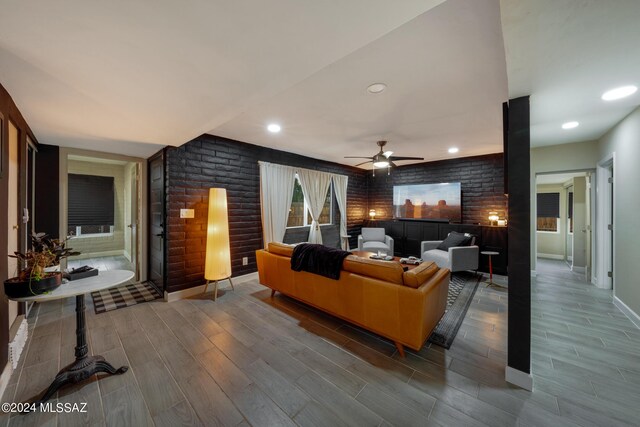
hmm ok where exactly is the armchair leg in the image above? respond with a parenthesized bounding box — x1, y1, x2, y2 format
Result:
(394, 342, 405, 358)
(270, 289, 276, 297)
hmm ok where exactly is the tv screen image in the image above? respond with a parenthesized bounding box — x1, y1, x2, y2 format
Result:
(393, 183, 462, 222)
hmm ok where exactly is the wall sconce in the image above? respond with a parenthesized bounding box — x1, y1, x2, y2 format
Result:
(204, 188, 234, 300)
(369, 209, 376, 219)
(488, 212, 499, 226)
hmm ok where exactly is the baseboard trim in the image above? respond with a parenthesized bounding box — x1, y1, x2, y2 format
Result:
(505, 366, 533, 391)
(0, 362, 12, 402)
(537, 253, 564, 260)
(164, 272, 259, 302)
(571, 265, 586, 273)
(614, 296, 640, 330)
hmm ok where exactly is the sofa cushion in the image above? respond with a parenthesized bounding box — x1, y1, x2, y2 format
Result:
(402, 261, 439, 289)
(421, 249, 450, 269)
(342, 255, 404, 285)
(361, 228, 385, 242)
(362, 241, 391, 252)
(268, 242, 295, 258)
(436, 231, 471, 251)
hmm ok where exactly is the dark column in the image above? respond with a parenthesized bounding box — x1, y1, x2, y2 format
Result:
(506, 96, 531, 376)
(34, 144, 60, 238)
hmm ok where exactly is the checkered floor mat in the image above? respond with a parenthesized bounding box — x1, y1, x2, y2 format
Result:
(91, 281, 161, 314)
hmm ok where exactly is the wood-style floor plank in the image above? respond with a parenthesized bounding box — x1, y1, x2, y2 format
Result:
(5, 257, 640, 426)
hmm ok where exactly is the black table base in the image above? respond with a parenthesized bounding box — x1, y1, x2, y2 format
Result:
(31, 294, 128, 409)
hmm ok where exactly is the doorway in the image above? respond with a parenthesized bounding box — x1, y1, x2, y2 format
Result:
(596, 155, 614, 290)
(59, 149, 148, 282)
(535, 171, 593, 282)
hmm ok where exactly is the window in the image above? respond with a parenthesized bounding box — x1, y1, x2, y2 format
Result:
(286, 177, 332, 228)
(536, 192, 560, 232)
(68, 174, 115, 236)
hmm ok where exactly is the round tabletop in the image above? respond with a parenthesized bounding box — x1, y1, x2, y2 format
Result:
(481, 251, 500, 256)
(9, 270, 135, 303)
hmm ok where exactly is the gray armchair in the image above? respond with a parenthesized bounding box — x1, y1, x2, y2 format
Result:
(421, 236, 478, 272)
(357, 228, 394, 255)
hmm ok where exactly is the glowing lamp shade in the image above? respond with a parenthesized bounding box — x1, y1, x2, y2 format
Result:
(488, 211, 499, 226)
(205, 188, 232, 281)
(369, 209, 376, 218)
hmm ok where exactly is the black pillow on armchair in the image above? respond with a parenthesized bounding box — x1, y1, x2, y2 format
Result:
(437, 231, 472, 251)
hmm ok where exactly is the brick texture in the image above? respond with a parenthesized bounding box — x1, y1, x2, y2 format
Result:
(367, 153, 507, 226)
(165, 134, 368, 292)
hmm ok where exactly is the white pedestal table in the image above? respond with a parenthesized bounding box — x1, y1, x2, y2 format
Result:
(10, 270, 134, 406)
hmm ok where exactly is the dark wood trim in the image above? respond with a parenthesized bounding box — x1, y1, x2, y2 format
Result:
(506, 96, 531, 376)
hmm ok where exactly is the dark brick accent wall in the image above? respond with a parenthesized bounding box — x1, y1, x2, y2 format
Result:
(367, 154, 507, 226)
(165, 134, 368, 293)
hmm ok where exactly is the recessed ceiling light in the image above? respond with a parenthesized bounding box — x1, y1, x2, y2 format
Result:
(448, 147, 459, 154)
(562, 121, 579, 130)
(267, 123, 281, 133)
(367, 83, 387, 94)
(602, 85, 637, 101)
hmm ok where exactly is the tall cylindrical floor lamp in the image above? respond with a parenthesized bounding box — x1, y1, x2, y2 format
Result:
(204, 188, 233, 300)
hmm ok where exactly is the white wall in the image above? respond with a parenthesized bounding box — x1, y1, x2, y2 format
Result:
(598, 106, 640, 317)
(536, 184, 566, 259)
(530, 141, 600, 272)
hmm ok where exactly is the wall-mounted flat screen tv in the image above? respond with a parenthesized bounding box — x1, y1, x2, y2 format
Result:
(393, 183, 462, 222)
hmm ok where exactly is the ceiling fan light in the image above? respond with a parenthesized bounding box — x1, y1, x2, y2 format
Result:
(373, 161, 390, 168)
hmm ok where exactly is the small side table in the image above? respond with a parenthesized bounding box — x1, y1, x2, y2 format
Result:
(481, 251, 503, 288)
(10, 270, 134, 407)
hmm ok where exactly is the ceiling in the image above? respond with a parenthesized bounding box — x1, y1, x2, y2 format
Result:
(501, 0, 640, 147)
(0, 0, 447, 159)
(3, 1, 636, 163)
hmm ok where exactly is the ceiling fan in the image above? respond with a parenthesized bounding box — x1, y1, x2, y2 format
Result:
(345, 140, 424, 175)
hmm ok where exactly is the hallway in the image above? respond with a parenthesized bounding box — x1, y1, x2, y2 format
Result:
(531, 258, 640, 425)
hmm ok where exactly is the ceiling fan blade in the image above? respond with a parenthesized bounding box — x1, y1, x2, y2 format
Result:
(354, 161, 372, 167)
(344, 156, 373, 159)
(388, 156, 424, 161)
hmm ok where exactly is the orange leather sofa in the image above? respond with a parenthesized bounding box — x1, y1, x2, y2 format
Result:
(256, 242, 450, 355)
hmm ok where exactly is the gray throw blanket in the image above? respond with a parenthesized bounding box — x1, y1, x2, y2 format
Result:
(290, 243, 351, 280)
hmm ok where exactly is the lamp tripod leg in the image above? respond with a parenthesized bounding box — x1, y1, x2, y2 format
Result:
(228, 277, 234, 291)
(203, 280, 210, 295)
(213, 280, 219, 301)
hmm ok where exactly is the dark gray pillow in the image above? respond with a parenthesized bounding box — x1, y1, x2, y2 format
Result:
(437, 231, 472, 251)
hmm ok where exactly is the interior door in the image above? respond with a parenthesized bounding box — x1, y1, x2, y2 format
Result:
(129, 163, 139, 280)
(7, 121, 19, 326)
(148, 152, 165, 293)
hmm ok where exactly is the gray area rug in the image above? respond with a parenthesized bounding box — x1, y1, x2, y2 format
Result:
(428, 271, 481, 349)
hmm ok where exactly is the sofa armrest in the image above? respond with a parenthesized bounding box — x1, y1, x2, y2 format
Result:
(385, 235, 394, 255)
(357, 235, 364, 251)
(449, 245, 479, 272)
(421, 240, 443, 254)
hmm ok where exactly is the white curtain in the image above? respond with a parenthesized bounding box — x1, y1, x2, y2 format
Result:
(332, 174, 349, 249)
(296, 168, 332, 244)
(259, 162, 296, 248)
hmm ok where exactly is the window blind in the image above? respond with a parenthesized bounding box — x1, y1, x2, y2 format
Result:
(537, 193, 560, 218)
(68, 174, 115, 227)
